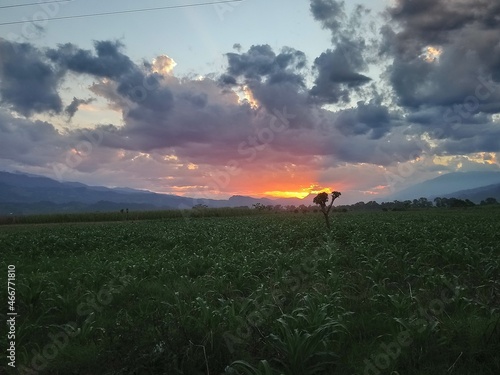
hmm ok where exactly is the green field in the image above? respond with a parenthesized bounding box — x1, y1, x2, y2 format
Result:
(1, 210, 499, 374)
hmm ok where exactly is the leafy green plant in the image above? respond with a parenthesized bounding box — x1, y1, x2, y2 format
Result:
(226, 360, 283, 375)
(264, 302, 346, 375)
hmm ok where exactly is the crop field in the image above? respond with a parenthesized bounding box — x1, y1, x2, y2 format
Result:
(1, 209, 499, 375)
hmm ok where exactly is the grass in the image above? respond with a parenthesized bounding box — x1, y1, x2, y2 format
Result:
(0, 209, 499, 374)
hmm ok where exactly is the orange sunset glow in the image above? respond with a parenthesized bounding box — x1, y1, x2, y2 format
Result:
(199, 163, 344, 200)
(264, 184, 332, 199)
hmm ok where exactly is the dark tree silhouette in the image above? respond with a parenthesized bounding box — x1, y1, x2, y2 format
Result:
(480, 197, 498, 205)
(313, 191, 341, 229)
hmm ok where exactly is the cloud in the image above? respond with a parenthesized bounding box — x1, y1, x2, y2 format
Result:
(309, 46, 371, 104)
(334, 99, 395, 139)
(150, 55, 176, 75)
(380, 0, 500, 161)
(0, 109, 67, 167)
(311, 0, 374, 46)
(3, 15, 500, 201)
(383, 0, 500, 110)
(89, 70, 257, 154)
(46, 40, 135, 79)
(308, 0, 374, 104)
(434, 121, 500, 155)
(64, 97, 96, 121)
(219, 44, 317, 130)
(0, 38, 413, 173)
(310, 0, 346, 36)
(0, 38, 63, 116)
(386, 0, 500, 56)
(224, 44, 306, 86)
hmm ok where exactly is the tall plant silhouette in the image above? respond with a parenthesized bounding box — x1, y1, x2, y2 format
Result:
(313, 191, 341, 229)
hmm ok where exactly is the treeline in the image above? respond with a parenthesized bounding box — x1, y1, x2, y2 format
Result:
(0, 206, 262, 225)
(2, 197, 498, 225)
(251, 196, 499, 213)
(348, 197, 499, 211)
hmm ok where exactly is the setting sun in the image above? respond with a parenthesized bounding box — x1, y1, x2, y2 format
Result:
(264, 190, 311, 199)
(264, 184, 333, 199)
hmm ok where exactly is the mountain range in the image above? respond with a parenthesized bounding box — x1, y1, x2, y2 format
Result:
(380, 171, 500, 202)
(442, 182, 500, 202)
(1, 170, 499, 215)
(0, 171, 307, 215)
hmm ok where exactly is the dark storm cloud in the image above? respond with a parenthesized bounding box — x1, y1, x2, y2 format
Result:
(225, 45, 306, 86)
(0, 38, 63, 116)
(0, 36, 427, 171)
(383, 0, 500, 110)
(407, 106, 492, 128)
(64, 97, 95, 121)
(310, 46, 371, 104)
(88, 73, 258, 155)
(117, 70, 174, 112)
(217, 43, 405, 158)
(247, 80, 316, 130)
(382, 0, 500, 160)
(220, 44, 315, 129)
(46, 40, 179, 123)
(46, 39, 178, 125)
(334, 99, 394, 139)
(387, 0, 500, 57)
(46, 40, 135, 80)
(383, 30, 500, 110)
(307, 109, 423, 165)
(0, 109, 67, 166)
(219, 74, 237, 86)
(435, 121, 500, 156)
(311, 0, 373, 45)
(310, 0, 346, 35)
(308, 0, 373, 104)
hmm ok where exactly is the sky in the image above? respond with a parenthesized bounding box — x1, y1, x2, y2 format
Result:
(0, 0, 499, 204)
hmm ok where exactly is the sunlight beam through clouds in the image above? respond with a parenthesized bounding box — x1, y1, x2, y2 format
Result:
(421, 46, 442, 63)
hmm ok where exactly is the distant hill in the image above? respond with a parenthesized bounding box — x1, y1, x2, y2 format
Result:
(227, 195, 274, 207)
(442, 183, 500, 203)
(0, 171, 309, 215)
(0, 171, 197, 207)
(0, 200, 161, 216)
(382, 171, 500, 201)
